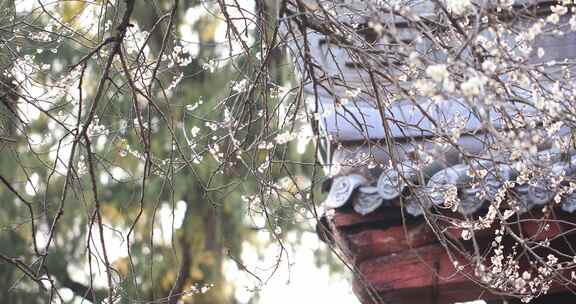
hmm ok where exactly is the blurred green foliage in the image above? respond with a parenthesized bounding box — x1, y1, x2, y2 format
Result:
(0, 0, 337, 303)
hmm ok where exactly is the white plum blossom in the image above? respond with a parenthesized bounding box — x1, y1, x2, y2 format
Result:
(205, 122, 218, 131)
(202, 60, 217, 72)
(445, 0, 472, 15)
(345, 87, 362, 98)
(460, 76, 488, 97)
(167, 72, 184, 91)
(551, 5, 568, 16)
(422, 64, 457, 93)
(186, 98, 204, 111)
(191, 126, 201, 137)
(257, 160, 270, 173)
(570, 15, 576, 31)
(368, 21, 385, 37)
(425, 64, 449, 83)
(481, 60, 497, 74)
(9, 2, 576, 303)
(547, 13, 560, 24)
(125, 29, 150, 55)
(232, 79, 250, 93)
(537, 48, 545, 58)
(414, 79, 436, 96)
(87, 115, 109, 137)
(275, 131, 296, 144)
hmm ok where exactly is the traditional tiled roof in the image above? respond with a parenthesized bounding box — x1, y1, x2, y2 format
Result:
(322, 148, 576, 216)
(281, 0, 576, 218)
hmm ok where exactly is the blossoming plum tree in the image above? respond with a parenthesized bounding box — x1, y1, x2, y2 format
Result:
(4, 0, 576, 303)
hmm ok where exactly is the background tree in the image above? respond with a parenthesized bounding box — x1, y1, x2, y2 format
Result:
(0, 0, 332, 303)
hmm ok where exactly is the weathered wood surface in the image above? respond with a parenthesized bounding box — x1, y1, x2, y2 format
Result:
(331, 207, 406, 228)
(349, 239, 576, 304)
(352, 244, 488, 304)
(325, 209, 576, 304)
(344, 223, 436, 261)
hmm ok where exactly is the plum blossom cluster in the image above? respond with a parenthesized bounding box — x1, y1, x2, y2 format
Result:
(0, 0, 331, 303)
(469, 226, 574, 303)
(8, 0, 576, 302)
(275, 0, 576, 301)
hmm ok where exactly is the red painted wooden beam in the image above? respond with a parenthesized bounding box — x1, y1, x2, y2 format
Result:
(351, 244, 492, 304)
(324, 209, 576, 304)
(344, 224, 436, 261)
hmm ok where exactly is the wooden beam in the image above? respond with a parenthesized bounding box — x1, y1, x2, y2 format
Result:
(351, 244, 497, 304)
(343, 223, 437, 262)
